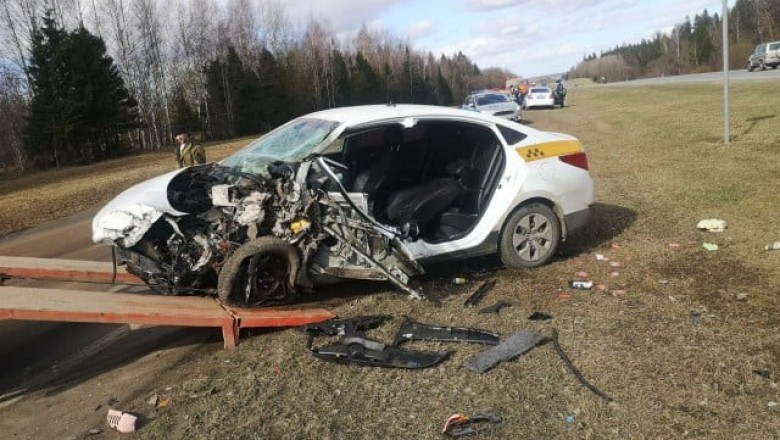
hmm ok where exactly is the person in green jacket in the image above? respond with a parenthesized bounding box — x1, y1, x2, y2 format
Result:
(173, 127, 206, 168)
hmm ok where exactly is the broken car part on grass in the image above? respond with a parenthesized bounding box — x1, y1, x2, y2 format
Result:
(479, 300, 511, 314)
(442, 413, 503, 437)
(463, 279, 496, 307)
(303, 315, 500, 369)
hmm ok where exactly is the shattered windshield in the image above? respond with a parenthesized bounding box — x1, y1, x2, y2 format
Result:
(222, 118, 339, 173)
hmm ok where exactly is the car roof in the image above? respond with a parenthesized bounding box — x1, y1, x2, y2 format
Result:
(304, 104, 503, 127)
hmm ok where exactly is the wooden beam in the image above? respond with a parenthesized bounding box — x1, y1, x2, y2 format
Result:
(0, 256, 142, 284)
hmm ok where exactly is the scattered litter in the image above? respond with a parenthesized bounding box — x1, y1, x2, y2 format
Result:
(595, 254, 608, 261)
(566, 415, 576, 424)
(609, 261, 622, 268)
(690, 311, 702, 327)
(442, 413, 502, 437)
(596, 284, 608, 291)
(702, 242, 719, 251)
(157, 397, 172, 408)
(753, 369, 772, 379)
(557, 292, 572, 301)
(570, 280, 593, 290)
(611, 289, 626, 296)
(697, 219, 726, 232)
(769, 401, 778, 408)
(394, 317, 500, 346)
(479, 301, 511, 314)
(87, 428, 102, 436)
(669, 295, 676, 301)
(107, 409, 137, 434)
(574, 271, 589, 278)
(452, 277, 469, 285)
(464, 331, 545, 373)
(764, 241, 780, 251)
(658, 279, 670, 285)
(528, 311, 552, 321)
(302, 315, 392, 338)
(736, 293, 749, 301)
(668, 243, 680, 249)
(551, 328, 613, 401)
(146, 394, 159, 407)
(609, 272, 619, 278)
(464, 280, 496, 307)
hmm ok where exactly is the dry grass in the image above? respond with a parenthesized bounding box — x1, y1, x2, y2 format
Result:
(0, 138, 252, 236)
(6, 83, 780, 439)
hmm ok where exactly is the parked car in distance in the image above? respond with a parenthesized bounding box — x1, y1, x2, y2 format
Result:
(93, 104, 594, 306)
(747, 41, 780, 71)
(524, 87, 555, 109)
(461, 92, 522, 121)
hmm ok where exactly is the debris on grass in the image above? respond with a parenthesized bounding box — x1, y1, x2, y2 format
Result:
(690, 311, 702, 327)
(703, 242, 719, 251)
(442, 413, 502, 437)
(574, 271, 589, 278)
(570, 280, 593, 290)
(464, 331, 545, 373)
(753, 369, 772, 379)
(528, 311, 552, 321)
(452, 277, 469, 285)
(107, 409, 137, 434)
(595, 254, 608, 261)
(464, 280, 496, 307)
(697, 219, 727, 232)
(764, 241, 780, 251)
(551, 328, 613, 402)
(479, 301, 511, 314)
(609, 261, 622, 268)
(736, 293, 749, 301)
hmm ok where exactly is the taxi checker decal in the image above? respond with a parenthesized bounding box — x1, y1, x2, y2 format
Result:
(515, 140, 582, 162)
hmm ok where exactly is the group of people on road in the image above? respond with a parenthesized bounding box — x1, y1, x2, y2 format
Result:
(510, 79, 567, 107)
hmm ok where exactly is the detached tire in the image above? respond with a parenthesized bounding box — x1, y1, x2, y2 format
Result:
(217, 237, 301, 307)
(499, 203, 561, 268)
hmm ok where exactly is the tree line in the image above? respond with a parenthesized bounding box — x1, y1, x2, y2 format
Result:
(569, 0, 780, 82)
(0, 0, 516, 171)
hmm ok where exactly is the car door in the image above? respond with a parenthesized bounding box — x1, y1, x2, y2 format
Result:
(402, 120, 529, 261)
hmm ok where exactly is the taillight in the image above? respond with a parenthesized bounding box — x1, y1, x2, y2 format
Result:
(559, 152, 589, 170)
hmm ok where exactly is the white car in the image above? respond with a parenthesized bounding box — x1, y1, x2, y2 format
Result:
(462, 92, 522, 121)
(93, 105, 595, 306)
(524, 87, 555, 109)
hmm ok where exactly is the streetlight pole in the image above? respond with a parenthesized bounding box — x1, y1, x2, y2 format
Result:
(723, 0, 730, 145)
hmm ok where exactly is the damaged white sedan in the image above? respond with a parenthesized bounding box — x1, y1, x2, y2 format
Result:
(93, 105, 595, 306)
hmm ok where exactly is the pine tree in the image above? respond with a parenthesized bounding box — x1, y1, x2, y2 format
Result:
(24, 10, 138, 168)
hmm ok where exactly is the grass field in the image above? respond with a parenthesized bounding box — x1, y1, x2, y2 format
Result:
(3, 82, 780, 439)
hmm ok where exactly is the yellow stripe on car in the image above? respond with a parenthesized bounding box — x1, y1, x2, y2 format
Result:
(515, 140, 582, 162)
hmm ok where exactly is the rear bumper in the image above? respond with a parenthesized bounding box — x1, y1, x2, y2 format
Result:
(564, 206, 592, 236)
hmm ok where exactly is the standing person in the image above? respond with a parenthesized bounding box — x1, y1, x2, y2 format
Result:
(173, 127, 206, 168)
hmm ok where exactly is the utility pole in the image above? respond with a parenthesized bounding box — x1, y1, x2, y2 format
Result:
(723, 0, 731, 145)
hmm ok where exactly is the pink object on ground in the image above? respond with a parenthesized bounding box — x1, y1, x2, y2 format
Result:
(107, 409, 137, 433)
(596, 284, 608, 291)
(574, 271, 589, 278)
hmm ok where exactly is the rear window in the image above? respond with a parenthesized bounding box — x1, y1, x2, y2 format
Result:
(770, 43, 780, 51)
(530, 88, 550, 93)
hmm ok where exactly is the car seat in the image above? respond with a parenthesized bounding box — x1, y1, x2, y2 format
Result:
(383, 160, 468, 232)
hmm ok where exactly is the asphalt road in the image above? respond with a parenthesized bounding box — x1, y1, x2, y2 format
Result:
(604, 67, 780, 86)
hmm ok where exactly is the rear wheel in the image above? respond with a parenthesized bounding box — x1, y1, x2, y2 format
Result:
(499, 203, 561, 268)
(761, 60, 766, 71)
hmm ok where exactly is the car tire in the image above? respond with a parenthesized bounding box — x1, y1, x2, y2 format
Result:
(761, 60, 766, 71)
(747, 63, 753, 72)
(499, 203, 561, 269)
(217, 237, 301, 307)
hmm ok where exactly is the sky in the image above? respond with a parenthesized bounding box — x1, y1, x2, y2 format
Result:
(282, 0, 725, 77)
